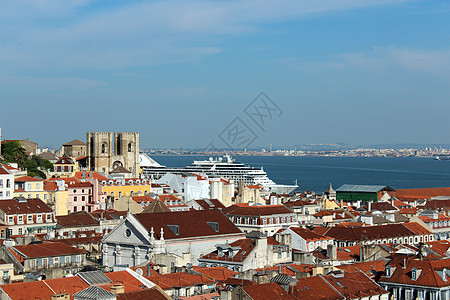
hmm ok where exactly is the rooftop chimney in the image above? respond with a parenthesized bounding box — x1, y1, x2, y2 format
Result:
(110, 283, 125, 294)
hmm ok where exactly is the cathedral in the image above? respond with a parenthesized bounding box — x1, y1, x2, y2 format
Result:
(86, 131, 140, 177)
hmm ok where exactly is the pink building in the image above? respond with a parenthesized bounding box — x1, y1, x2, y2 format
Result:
(50, 178, 107, 213)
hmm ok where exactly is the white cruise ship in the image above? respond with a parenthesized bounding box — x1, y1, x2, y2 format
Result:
(140, 153, 298, 194)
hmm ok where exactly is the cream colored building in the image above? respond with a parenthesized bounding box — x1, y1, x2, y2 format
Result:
(86, 131, 139, 177)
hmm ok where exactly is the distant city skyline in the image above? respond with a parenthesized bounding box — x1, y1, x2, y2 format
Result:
(1, 0, 449, 149)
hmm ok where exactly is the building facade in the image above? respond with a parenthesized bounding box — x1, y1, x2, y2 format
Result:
(86, 131, 139, 177)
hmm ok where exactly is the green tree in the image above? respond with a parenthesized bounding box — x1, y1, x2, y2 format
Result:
(11, 147, 27, 167)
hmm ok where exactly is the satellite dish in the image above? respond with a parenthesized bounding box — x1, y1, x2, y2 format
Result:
(136, 268, 144, 276)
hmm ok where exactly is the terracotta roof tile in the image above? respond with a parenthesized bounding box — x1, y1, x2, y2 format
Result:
(57, 213, 99, 227)
(0, 198, 52, 214)
(242, 282, 297, 300)
(11, 241, 87, 258)
(135, 210, 242, 240)
(223, 204, 293, 217)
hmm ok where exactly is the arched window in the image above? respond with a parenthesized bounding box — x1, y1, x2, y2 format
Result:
(102, 143, 107, 154)
(128, 143, 132, 152)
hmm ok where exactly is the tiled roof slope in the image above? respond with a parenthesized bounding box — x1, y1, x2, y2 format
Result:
(381, 257, 450, 288)
(322, 222, 430, 241)
(0, 198, 52, 214)
(242, 282, 298, 300)
(57, 212, 100, 227)
(11, 242, 87, 259)
(223, 204, 293, 216)
(288, 227, 333, 241)
(135, 210, 242, 240)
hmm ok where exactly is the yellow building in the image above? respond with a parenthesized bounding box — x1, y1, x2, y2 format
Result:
(102, 178, 151, 202)
(44, 180, 70, 216)
(323, 198, 340, 210)
(14, 176, 47, 200)
(50, 157, 76, 178)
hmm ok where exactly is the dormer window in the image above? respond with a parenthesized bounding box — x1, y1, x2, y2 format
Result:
(411, 268, 417, 281)
(386, 266, 391, 277)
(167, 225, 179, 235)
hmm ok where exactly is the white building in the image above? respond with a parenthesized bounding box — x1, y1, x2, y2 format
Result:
(102, 210, 245, 269)
(157, 173, 209, 202)
(0, 166, 14, 200)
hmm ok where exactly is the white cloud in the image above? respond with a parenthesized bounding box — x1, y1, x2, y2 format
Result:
(333, 46, 450, 75)
(0, 0, 412, 71)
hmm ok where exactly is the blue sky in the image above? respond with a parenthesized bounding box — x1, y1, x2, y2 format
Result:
(1, 0, 449, 149)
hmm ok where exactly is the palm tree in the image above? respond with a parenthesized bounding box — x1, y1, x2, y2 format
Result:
(11, 147, 27, 167)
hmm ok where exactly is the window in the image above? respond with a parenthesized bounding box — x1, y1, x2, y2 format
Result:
(0, 192, 2, 197)
(7, 229, 12, 237)
(128, 143, 132, 152)
(0, 180, 2, 187)
(18, 228, 23, 235)
(46, 214, 52, 220)
(53, 257, 59, 266)
(101, 143, 107, 153)
(27, 215, 33, 222)
(74, 196, 77, 202)
(269, 218, 273, 224)
(74, 207, 77, 212)
(82, 196, 85, 201)
(43, 258, 48, 268)
(65, 256, 70, 265)
(118, 191, 122, 197)
(111, 192, 114, 197)
(27, 183, 31, 190)
(49, 194, 52, 201)
(411, 268, 417, 280)
(6, 191, 10, 197)
(263, 218, 267, 225)
(73, 189, 76, 193)
(37, 214, 42, 221)
(44, 194, 47, 200)
(7, 216, 12, 223)
(28, 194, 31, 199)
(35, 183, 39, 189)
(30, 259, 36, 270)
(18, 215, 23, 222)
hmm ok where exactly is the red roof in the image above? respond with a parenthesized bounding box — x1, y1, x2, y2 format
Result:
(146, 272, 214, 289)
(11, 242, 87, 259)
(287, 227, 333, 242)
(44, 180, 59, 191)
(325, 272, 388, 298)
(336, 259, 386, 278)
(134, 210, 242, 240)
(200, 237, 279, 262)
(57, 213, 99, 227)
(395, 187, 450, 200)
(74, 171, 108, 181)
(117, 287, 170, 300)
(223, 204, 293, 217)
(293, 275, 343, 299)
(192, 266, 237, 281)
(15, 175, 42, 182)
(0, 198, 52, 214)
(242, 282, 297, 300)
(0, 276, 89, 300)
(382, 257, 450, 288)
(321, 222, 431, 242)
